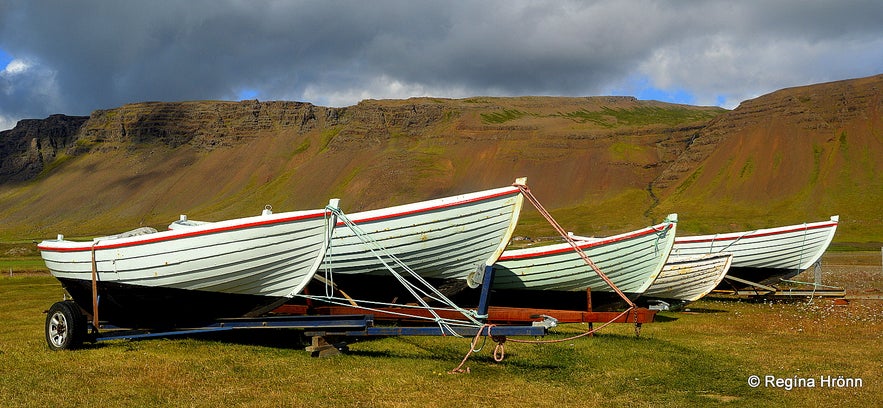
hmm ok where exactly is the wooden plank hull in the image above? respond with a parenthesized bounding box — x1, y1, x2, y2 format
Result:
(672, 216, 838, 285)
(38, 205, 335, 326)
(643, 253, 733, 304)
(324, 183, 524, 280)
(491, 215, 678, 296)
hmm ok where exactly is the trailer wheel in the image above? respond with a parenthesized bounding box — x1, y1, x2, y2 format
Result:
(45, 301, 87, 350)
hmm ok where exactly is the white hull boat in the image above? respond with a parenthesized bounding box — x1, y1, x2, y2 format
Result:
(486, 214, 677, 309)
(38, 200, 339, 327)
(672, 216, 839, 286)
(311, 179, 525, 301)
(643, 253, 733, 305)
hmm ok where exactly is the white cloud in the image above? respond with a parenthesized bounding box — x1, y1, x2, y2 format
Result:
(302, 75, 479, 107)
(0, 114, 15, 131)
(1, 57, 63, 119)
(3, 59, 30, 76)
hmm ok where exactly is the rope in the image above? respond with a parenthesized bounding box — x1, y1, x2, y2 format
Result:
(711, 227, 757, 254)
(304, 206, 485, 335)
(449, 184, 657, 373)
(90, 242, 100, 328)
(651, 219, 674, 255)
(298, 294, 483, 328)
(449, 308, 643, 373)
(449, 324, 504, 374)
(514, 183, 636, 309)
(507, 308, 633, 344)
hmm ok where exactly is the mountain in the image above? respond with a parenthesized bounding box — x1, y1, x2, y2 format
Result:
(1, 75, 880, 243)
(652, 74, 882, 242)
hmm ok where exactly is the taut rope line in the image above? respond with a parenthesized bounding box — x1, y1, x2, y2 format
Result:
(450, 184, 648, 373)
(513, 183, 636, 309)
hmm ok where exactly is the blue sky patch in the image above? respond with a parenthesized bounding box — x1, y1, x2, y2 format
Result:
(237, 89, 259, 100)
(0, 48, 12, 69)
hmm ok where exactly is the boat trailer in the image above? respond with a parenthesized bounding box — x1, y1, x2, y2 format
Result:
(45, 265, 656, 354)
(712, 274, 847, 300)
(46, 188, 657, 354)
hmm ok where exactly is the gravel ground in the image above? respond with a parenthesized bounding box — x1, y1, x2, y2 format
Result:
(789, 251, 883, 295)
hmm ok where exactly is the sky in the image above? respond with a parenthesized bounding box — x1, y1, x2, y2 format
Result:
(1, 1, 882, 131)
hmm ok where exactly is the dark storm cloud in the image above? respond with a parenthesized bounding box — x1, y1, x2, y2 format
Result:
(1, 0, 881, 130)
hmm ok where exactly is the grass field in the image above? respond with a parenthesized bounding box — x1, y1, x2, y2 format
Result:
(1, 252, 881, 407)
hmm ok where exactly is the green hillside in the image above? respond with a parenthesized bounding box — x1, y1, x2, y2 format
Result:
(1, 75, 881, 245)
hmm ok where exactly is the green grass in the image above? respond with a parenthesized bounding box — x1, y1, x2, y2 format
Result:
(2, 254, 880, 406)
(740, 157, 755, 178)
(609, 141, 649, 163)
(480, 109, 529, 124)
(558, 106, 724, 128)
(318, 126, 342, 153)
(478, 105, 725, 127)
(0, 242, 45, 273)
(676, 166, 703, 195)
(292, 137, 311, 155)
(0, 258, 46, 272)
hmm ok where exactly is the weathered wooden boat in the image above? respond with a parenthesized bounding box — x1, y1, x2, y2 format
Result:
(309, 179, 526, 302)
(38, 200, 340, 329)
(642, 252, 733, 306)
(672, 216, 839, 287)
(483, 214, 677, 310)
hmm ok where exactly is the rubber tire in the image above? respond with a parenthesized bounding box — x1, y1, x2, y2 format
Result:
(45, 301, 87, 351)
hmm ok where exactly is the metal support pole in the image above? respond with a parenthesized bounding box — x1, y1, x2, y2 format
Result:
(475, 264, 496, 321)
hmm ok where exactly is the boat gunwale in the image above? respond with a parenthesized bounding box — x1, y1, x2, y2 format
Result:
(37, 208, 331, 253)
(499, 222, 675, 261)
(674, 217, 838, 245)
(341, 185, 521, 225)
(665, 252, 735, 264)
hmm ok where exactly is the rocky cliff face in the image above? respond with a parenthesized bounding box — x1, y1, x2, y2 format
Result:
(80, 100, 337, 149)
(0, 114, 88, 182)
(0, 98, 467, 178)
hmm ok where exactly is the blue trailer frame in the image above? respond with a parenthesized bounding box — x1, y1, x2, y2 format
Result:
(46, 265, 547, 352)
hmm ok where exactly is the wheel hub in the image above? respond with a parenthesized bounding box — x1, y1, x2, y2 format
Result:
(49, 312, 68, 347)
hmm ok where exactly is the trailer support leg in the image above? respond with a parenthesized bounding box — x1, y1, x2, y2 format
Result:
(475, 264, 496, 321)
(305, 335, 348, 357)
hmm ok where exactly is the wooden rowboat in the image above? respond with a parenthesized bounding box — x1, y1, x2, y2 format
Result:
(672, 216, 839, 286)
(484, 214, 678, 310)
(38, 200, 339, 328)
(643, 252, 733, 305)
(308, 179, 526, 302)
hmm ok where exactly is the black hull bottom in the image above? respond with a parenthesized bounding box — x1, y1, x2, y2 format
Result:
(301, 274, 641, 312)
(57, 278, 287, 329)
(299, 274, 475, 308)
(717, 267, 804, 289)
(59, 273, 645, 328)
